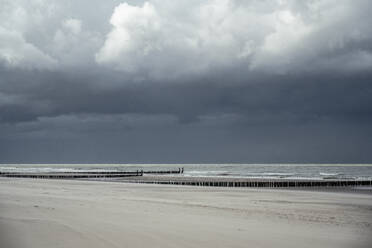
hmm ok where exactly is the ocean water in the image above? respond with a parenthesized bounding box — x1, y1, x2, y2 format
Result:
(1, 164, 372, 180)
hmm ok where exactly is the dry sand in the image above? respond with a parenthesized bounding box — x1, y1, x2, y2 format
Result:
(1, 178, 372, 248)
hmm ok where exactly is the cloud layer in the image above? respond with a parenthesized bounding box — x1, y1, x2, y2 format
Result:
(96, 0, 372, 78)
(1, 0, 371, 76)
(1, 0, 372, 162)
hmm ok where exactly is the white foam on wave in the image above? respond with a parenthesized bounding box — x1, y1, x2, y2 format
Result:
(319, 172, 341, 176)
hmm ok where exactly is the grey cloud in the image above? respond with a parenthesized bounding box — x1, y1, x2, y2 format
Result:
(1, 66, 371, 125)
(1, 114, 371, 163)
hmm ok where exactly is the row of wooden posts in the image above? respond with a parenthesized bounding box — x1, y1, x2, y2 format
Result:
(1, 168, 371, 187)
(0, 168, 184, 179)
(126, 179, 372, 188)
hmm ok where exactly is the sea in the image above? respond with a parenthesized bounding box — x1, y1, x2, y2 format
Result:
(1, 164, 372, 180)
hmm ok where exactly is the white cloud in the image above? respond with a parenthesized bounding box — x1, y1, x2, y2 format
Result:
(0, 0, 105, 70)
(0, 0, 59, 69)
(96, 2, 161, 72)
(96, 0, 372, 78)
(62, 18, 82, 35)
(0, 0, 371, 76)
(51, 18, 102, 66)
(0, 27, 57, 69)
(96, 0, 272, 78)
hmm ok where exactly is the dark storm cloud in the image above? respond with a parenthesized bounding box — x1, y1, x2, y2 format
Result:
(1, 0, 372, 162)
(1, 66, 371, 125)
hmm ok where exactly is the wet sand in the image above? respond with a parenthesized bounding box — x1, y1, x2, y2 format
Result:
(1, 177, 372, 248)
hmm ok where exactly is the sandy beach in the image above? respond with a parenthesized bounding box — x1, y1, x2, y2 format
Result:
(1, 178, 372, 248)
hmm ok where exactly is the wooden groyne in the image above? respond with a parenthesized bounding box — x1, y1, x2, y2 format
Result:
(143, 168, 184, 174)
(122, 177, 372, 188)
(0, 168, 183, 175)
(1, 169, 371, 188)
(0, 168, 184, 179)
(0, 172, 142, 179)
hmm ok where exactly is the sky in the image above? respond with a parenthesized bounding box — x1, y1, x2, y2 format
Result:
(0, 0, 372, 163)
